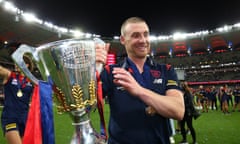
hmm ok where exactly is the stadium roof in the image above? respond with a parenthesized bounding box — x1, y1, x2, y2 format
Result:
(1, 3, 240, 63)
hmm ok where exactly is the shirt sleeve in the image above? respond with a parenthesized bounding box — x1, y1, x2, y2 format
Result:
(166, 65, 181, 91)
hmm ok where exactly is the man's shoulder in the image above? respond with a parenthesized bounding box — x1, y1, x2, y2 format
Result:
(103, 64, 121, 74)
(153, 63, 173, 71)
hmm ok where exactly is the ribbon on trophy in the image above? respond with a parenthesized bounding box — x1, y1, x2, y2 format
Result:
(96, 70, 108, 141)
(23, 80, 55, 144)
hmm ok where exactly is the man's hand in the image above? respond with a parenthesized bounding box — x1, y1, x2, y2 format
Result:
(113, 67, 142, 96)
(96, 43, 110, 72)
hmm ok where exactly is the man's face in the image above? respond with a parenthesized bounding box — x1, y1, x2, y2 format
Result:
(120, 22, 150, 59)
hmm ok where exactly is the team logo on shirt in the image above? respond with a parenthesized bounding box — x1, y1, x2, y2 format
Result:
(153, 78, 163, 84)
(150, 70, 161, 78)
(116, 86, 125, 91)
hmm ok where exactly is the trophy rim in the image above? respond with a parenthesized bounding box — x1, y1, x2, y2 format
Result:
(37, 37, 95, 50)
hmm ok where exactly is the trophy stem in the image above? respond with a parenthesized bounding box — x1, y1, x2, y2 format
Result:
(70, 110, 106, 144)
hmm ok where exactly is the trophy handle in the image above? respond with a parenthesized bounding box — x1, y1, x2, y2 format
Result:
(11, 44, 39, 85)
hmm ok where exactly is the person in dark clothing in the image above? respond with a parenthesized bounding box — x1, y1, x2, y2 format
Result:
(100, 17, 185, 144)
(0, 55, 34, 144)
(179, 81, 197, 144)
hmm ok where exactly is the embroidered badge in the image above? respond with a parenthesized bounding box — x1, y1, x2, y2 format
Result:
(153, 78, 163, 84)
(166, 64, 171, 70)
(150, 70, 161, 78)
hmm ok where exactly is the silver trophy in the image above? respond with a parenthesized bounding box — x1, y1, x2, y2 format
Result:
(11, 38, 106, 144)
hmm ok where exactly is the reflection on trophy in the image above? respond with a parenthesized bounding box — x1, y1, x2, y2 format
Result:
(11, 38, 106, 144)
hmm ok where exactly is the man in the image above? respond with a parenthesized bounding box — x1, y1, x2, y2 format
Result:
(100, 17, 184, 144)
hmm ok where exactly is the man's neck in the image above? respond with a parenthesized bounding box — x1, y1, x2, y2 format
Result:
(128, 56, 147, 73)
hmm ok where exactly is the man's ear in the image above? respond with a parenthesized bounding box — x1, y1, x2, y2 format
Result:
(120, 35, 125, 45)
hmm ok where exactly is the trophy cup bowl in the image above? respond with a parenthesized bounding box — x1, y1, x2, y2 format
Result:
(11, 38, 106, 144)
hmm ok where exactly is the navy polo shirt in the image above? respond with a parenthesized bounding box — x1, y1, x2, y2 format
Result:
(101, 57, 180, 144)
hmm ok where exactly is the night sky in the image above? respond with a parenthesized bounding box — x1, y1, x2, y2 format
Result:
(14, 0, 240, 38)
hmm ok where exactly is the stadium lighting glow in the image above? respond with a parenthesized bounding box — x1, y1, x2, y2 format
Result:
(0, 0, 95, 38)
(69, 29, 84, 38)
(233, 23, 240, 28)
(22, 12, 43, 24)
(216, 25, 232, 32)
(3, 1, 18, 13)
(113, 36, 120, 39)
(0, 0, 240, 40)
(44, 21, 54, 29)
(157, 35, 171, 40)
(173, 32, 187, 40)
(149, 36, 157, 41)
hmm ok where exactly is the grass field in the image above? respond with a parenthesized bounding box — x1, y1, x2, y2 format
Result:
(1, 104, 240, 144)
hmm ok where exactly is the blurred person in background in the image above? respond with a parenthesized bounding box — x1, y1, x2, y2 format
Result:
(0, 54, 34, 144)
(198, 85, 208, 113)
(225, 84, 233, 109)
(220, 85, 230, 114)
(232, 85, 240, 112)
(209, 86, 218, 110)
(169, 118, 176, 144)
(179, 81, 197, 144)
